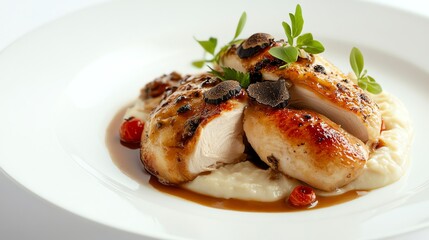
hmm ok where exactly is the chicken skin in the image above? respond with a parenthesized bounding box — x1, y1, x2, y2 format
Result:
(244, 102, 369, 191)
(141, 74, 247, 185)
(221, 38, 382, 147)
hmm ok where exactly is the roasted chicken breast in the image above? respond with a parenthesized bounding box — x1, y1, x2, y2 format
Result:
(244, 102, 369, 191)
(221, 36, 382, 147)
(141, 74, 247, 184)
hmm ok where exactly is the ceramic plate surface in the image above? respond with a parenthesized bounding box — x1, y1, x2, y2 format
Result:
(1, 0, 429, 239)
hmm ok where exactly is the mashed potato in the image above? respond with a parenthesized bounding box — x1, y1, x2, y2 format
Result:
(184, 161, 300, 202)
(183, 91, 412, 201)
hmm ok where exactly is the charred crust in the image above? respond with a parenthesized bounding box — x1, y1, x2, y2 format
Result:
(267, 155, 280, 170)
(303, 114, 312, 120)
(169, 71, 182, 81)
(141, 81, 170, 99)
(341, 79, 350, 83)
(200, 77, 220, 88)
(254, 57, 284, 72)
(359, 93, 370, 103)
(164, 86, 178, 98)
(336, 83, 348, 92)
(317, 136, 326, 143)
(160, 100, 169, 108)
(250, 56, 285, 84)
(182, 116, 201, 140)
(184, 84, 193, 90)
(250, 71, 262, 83)
(140, 72, 183, 100)
(177, 104, 191, 114)
(313, 64, 326, 74)
(175, 95, 186, 103)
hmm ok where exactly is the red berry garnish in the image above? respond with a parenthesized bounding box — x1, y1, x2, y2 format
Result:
(288, 185, 317, 208)
(120, 117, 144, 143)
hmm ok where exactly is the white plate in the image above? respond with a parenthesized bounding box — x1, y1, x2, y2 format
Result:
(0, 0, 428, 239)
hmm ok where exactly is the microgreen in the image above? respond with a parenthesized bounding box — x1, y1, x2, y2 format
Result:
(268, 4, 325, 67)
(349, 47, 382, 94)
(208, 66, 250, 88)
(192, 12, 247, 68)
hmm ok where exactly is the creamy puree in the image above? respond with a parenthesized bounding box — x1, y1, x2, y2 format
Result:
(184, 161, 300, 202)
(183, 91, 412, 201)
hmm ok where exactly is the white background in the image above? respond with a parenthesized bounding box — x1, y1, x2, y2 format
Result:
(0, 0, 428, 239)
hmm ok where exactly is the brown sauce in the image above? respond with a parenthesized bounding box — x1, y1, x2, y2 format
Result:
(148, 176, 362, 212)
(107, 106, 365, 212)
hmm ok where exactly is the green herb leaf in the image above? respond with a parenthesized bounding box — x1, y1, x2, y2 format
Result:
(358, 80, 368, 91)
(350, 47, 382, 94)
(192, 60, 206, 68)
(193, 12, 247, 68)
(209, 66, 250, 88)
(282, 22, 294, 45)
(296, 33, 313, 46)
(350, 47, 364, 78)
(294, 4, 304, 37)
(269, 46, 299, 64)
(233, 12, 247, 40)
(208, 66, 225, 80)
(289, 13, 296, 37)
(283, 46, 299, 63)
(269, 4, 325, 65)
(302, 40, 325, 54)
(195, 37, 218, 55)
(365, 76, 382, 94)
(268, 47, 288, 62)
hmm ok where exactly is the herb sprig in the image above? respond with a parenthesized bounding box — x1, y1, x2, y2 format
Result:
(350, 47, 382, 94)
(192, 12, 247, 68)
(208, 66, 250, 88)
(268, 4, 325, 67)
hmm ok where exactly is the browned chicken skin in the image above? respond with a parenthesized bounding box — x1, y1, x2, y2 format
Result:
(221, 41, 382, 147)
(141, 74, 247, 184)
(244, 102, 369, 191)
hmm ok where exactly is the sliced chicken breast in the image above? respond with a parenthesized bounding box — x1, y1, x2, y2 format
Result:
(221, 40, 382, 147)
(141, 74, 247, 184)
(244, 102, 369, 191)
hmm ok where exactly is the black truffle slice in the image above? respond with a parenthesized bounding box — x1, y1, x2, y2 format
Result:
(247, 79, 290, 108)
(237, 33, 274, 58)
(204, 80, 242, 104)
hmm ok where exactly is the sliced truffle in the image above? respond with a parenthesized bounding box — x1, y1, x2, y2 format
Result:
(237, 33, 274, 58)
(247, 79, 290, 108)
(204, 80, 241, 104)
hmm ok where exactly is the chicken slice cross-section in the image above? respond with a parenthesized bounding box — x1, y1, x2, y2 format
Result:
(243, 102, 369, 191)
(221, 38, 382, 147)
(141, 74, 247, 185)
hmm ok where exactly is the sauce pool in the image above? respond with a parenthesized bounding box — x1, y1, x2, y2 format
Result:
(107, 106, 365, 212)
